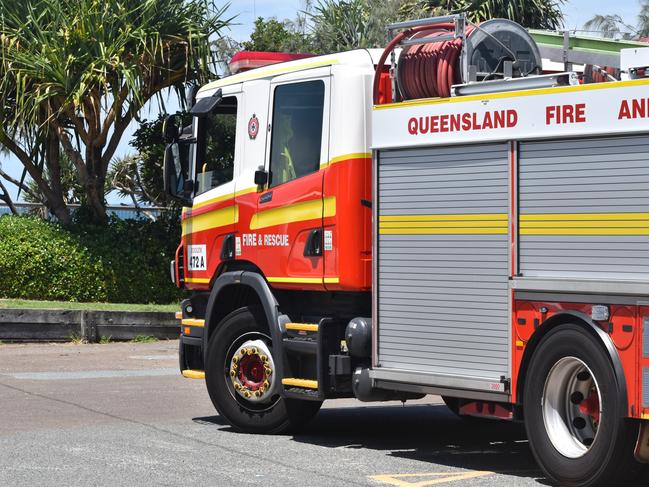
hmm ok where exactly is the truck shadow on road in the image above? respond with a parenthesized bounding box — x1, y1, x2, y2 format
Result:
(297, 403, 548, 484)
(195, 403, 649, 486)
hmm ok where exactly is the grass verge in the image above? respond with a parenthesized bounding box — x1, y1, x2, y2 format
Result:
(131, 335, 158, 343)
(0, 298, 178, 313)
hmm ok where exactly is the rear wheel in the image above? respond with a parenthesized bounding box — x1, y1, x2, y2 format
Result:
(205, 306, 322, 434)
(524, 324, 639, 486)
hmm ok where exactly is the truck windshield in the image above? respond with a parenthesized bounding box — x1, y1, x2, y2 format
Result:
(195, 96, 238, 196)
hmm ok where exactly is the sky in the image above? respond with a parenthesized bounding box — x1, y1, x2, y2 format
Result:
(0, 0, 644, 203)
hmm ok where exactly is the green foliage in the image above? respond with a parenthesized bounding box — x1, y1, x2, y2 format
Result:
(399, 0, 565, 29)
(24, 148, 84, 205)
(99, 336, 112, 344)
(243, 17, 311, 52)
(0, 215, 183, 304)
(310, 0, 401, 52)
(584, 2, 649, 40)
(0, 0, 231, 224)
(131, 335, 158, 343)
(119, 111, 193, 207)
(0, 298, 178, 312)
(68, 332, 87, 344)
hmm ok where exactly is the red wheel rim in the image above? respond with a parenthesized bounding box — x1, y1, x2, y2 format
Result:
(237, 354, 266, 391)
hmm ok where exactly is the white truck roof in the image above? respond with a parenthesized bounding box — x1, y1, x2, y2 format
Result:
(197, 49, 384, 96)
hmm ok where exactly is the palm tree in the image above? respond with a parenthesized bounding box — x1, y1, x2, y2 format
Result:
(584, 1, 649, 39)
(309, 0, 565, 54)
(400, 0, 565, 29)
(0, 0, 231, 224)
(310, 0, 414, 53)
(583, 15, 636, 39)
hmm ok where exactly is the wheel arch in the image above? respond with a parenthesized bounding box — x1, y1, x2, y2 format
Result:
(202, 270, 281, 365)
(516, 310, 628, 414)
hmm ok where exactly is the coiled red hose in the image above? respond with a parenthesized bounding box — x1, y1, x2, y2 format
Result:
(372, 23, 475, 104)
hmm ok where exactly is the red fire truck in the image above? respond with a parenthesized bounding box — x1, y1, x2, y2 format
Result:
(164, 14, 649, 486)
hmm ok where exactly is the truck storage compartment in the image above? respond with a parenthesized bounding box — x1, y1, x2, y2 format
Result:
(519, 135, 649, 280)
(376, 143, 510, 380)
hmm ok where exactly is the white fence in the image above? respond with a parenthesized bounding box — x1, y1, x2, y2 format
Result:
(0, 203, 169, 221)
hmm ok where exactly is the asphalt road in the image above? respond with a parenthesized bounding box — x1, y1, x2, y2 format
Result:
(0, 340, 645, 487)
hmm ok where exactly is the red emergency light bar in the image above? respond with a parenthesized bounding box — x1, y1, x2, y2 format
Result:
(228, 51, 316, 74)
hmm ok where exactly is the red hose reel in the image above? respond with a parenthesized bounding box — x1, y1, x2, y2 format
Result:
(397, 25, 476, 100)
(373, 15, 542, 104)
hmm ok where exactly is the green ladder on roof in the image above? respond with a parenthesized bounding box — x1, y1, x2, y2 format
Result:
(529, 30, 649, 68)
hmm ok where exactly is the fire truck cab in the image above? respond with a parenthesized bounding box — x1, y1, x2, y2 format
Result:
(165, 15, 649, 487)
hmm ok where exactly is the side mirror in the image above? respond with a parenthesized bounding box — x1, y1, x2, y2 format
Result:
(163, 142, 192, 206)
(162, 114, 179, 143)
(254, 170, 268, 186)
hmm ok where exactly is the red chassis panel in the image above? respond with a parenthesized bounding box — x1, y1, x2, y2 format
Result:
(512, 300, 645, 419)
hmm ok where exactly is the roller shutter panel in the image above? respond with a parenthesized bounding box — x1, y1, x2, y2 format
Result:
(377, 143, 510, 379)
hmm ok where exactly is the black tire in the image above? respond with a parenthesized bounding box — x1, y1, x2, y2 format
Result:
(205, 306, 322, 434)
(524, 324, 640, 487)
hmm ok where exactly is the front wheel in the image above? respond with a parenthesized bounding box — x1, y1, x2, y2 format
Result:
(524, 324, 639, 487)
(205, 306, 322, 434)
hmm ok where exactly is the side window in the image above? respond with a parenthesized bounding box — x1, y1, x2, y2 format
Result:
(269, 80, 325, 187)
(195, 96, 238, 196)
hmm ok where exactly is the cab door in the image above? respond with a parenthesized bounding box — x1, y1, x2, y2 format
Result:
(255, 69, 331, 289)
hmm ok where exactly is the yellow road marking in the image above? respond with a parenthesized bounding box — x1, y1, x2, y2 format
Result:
(250, 196, 336, 230)
(368, 471, 493, 486)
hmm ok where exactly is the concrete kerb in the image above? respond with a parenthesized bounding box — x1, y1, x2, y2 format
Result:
(0, 309, 179, 342)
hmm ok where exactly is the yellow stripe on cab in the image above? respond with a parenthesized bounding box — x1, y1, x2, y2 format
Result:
(250, 196, 335, 230)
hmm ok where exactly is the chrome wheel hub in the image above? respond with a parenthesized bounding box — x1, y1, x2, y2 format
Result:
(542, 356, 602, 458)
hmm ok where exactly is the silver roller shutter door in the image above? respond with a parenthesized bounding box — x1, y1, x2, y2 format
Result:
(377, 143, 510, 379)
(519, 135, 649, 280)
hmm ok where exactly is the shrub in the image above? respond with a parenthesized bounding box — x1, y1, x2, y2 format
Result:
(0, 214, 183, 304)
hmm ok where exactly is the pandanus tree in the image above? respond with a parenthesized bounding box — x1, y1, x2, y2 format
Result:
(584, 1, 649, 39)
(308, 0, 564, 55)
(399, 0, 565, 29)
(0, 0, 230, 224)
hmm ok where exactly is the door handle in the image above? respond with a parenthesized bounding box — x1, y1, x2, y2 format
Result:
(221, 234, 236, 260)
(304, 229, 323, 257)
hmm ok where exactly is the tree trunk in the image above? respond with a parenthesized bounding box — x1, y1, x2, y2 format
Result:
(47, 131, 64, 202)
(44, 131, 72, 225)
(0, 179, 18, 214)
(85, 180, 107, 224)
(0, 132, 72, 224)
(49, 197, 72, 224)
